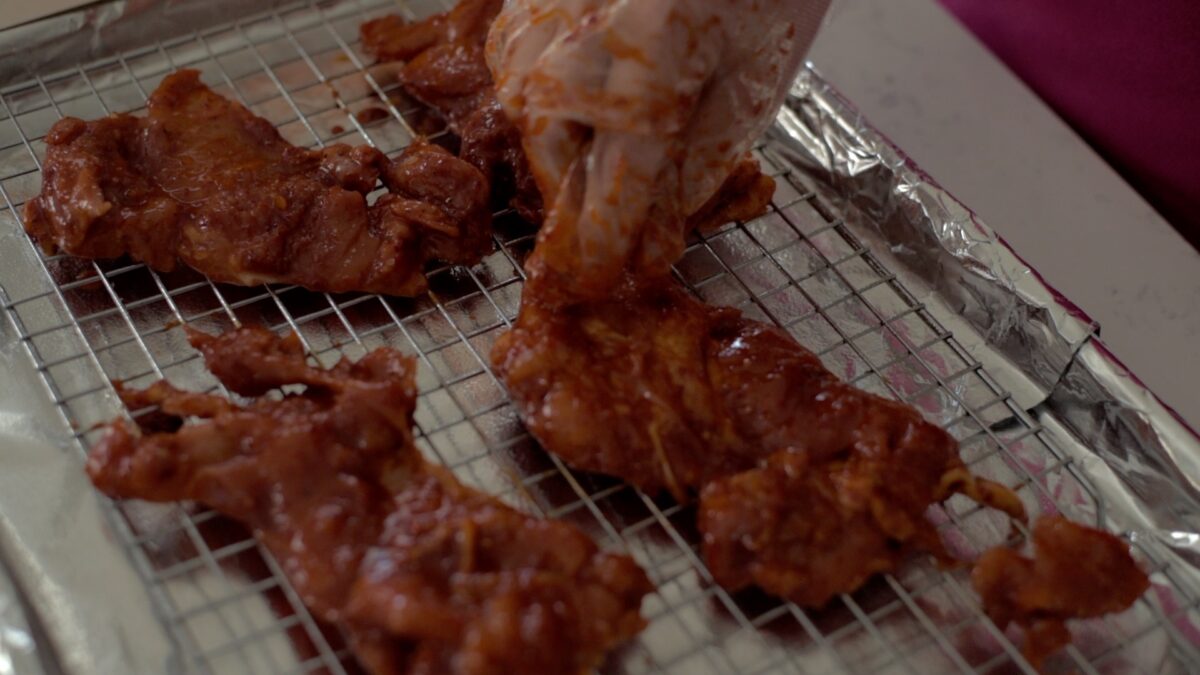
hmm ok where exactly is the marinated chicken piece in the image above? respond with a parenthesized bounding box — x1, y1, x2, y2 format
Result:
(973, 516, 1150, 669)
(493, 277, 1024, 605)
(359, 0, 502, 64)
(24, 70, 491, 297)
(699, 449, 1018, 608)
(363, 0, 498, 128)
(88, 327, 651, 675)
(685, 157, 780, 234)
(484, 0, 1148, 655)
(487, 0, 831, 298)
(458, 96, 545, 224)
(361, 0, 544, 223)
(493, 277, 756, 500)
(382, 138, 493, 266)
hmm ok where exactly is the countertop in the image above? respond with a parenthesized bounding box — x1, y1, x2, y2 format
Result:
(811, 0, 1200, 428)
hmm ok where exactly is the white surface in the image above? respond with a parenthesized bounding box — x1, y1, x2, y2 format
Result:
(811, 0, 1200, 427)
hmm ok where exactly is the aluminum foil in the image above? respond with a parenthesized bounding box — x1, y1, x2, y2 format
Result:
(769, 69, 1200, 540)
(1, 1, 1199, 673)
(0, 297, 177, 675)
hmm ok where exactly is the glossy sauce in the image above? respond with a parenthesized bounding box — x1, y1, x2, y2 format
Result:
(493, 275, 1025, 607)
(23, 70, 492, 297)
(973, 516, 1150, 669)
(87, 327, 651, 675)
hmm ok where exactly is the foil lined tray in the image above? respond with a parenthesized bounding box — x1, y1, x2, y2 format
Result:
(1, 1, 1199, 673)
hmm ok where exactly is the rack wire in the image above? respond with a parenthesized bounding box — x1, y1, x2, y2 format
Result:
(1, 0, 1198, 673)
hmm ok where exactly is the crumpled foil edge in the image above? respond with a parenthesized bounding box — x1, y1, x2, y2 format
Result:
(769, 67, 1200, 545)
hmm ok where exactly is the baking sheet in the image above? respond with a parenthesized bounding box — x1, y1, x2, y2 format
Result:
(0, 543, 47, 675)
(1, 0, 1199, 673)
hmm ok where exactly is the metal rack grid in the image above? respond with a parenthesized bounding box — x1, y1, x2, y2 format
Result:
(0, 0, 1198, 673)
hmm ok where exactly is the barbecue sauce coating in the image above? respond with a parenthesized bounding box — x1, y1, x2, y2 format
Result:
(493, 276, 1025, 607)
(973, 516, 1150, 670)
(87, 327, 651, 675)
(24, 70, 491, 296)
(479, 0, 1152, 662)
(361, 0, 544, 224)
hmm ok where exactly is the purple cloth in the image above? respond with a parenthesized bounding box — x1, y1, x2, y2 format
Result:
(940, 0, 1200, 245)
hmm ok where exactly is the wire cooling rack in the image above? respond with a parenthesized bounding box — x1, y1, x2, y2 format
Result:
(1, 0, 1199, 673)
